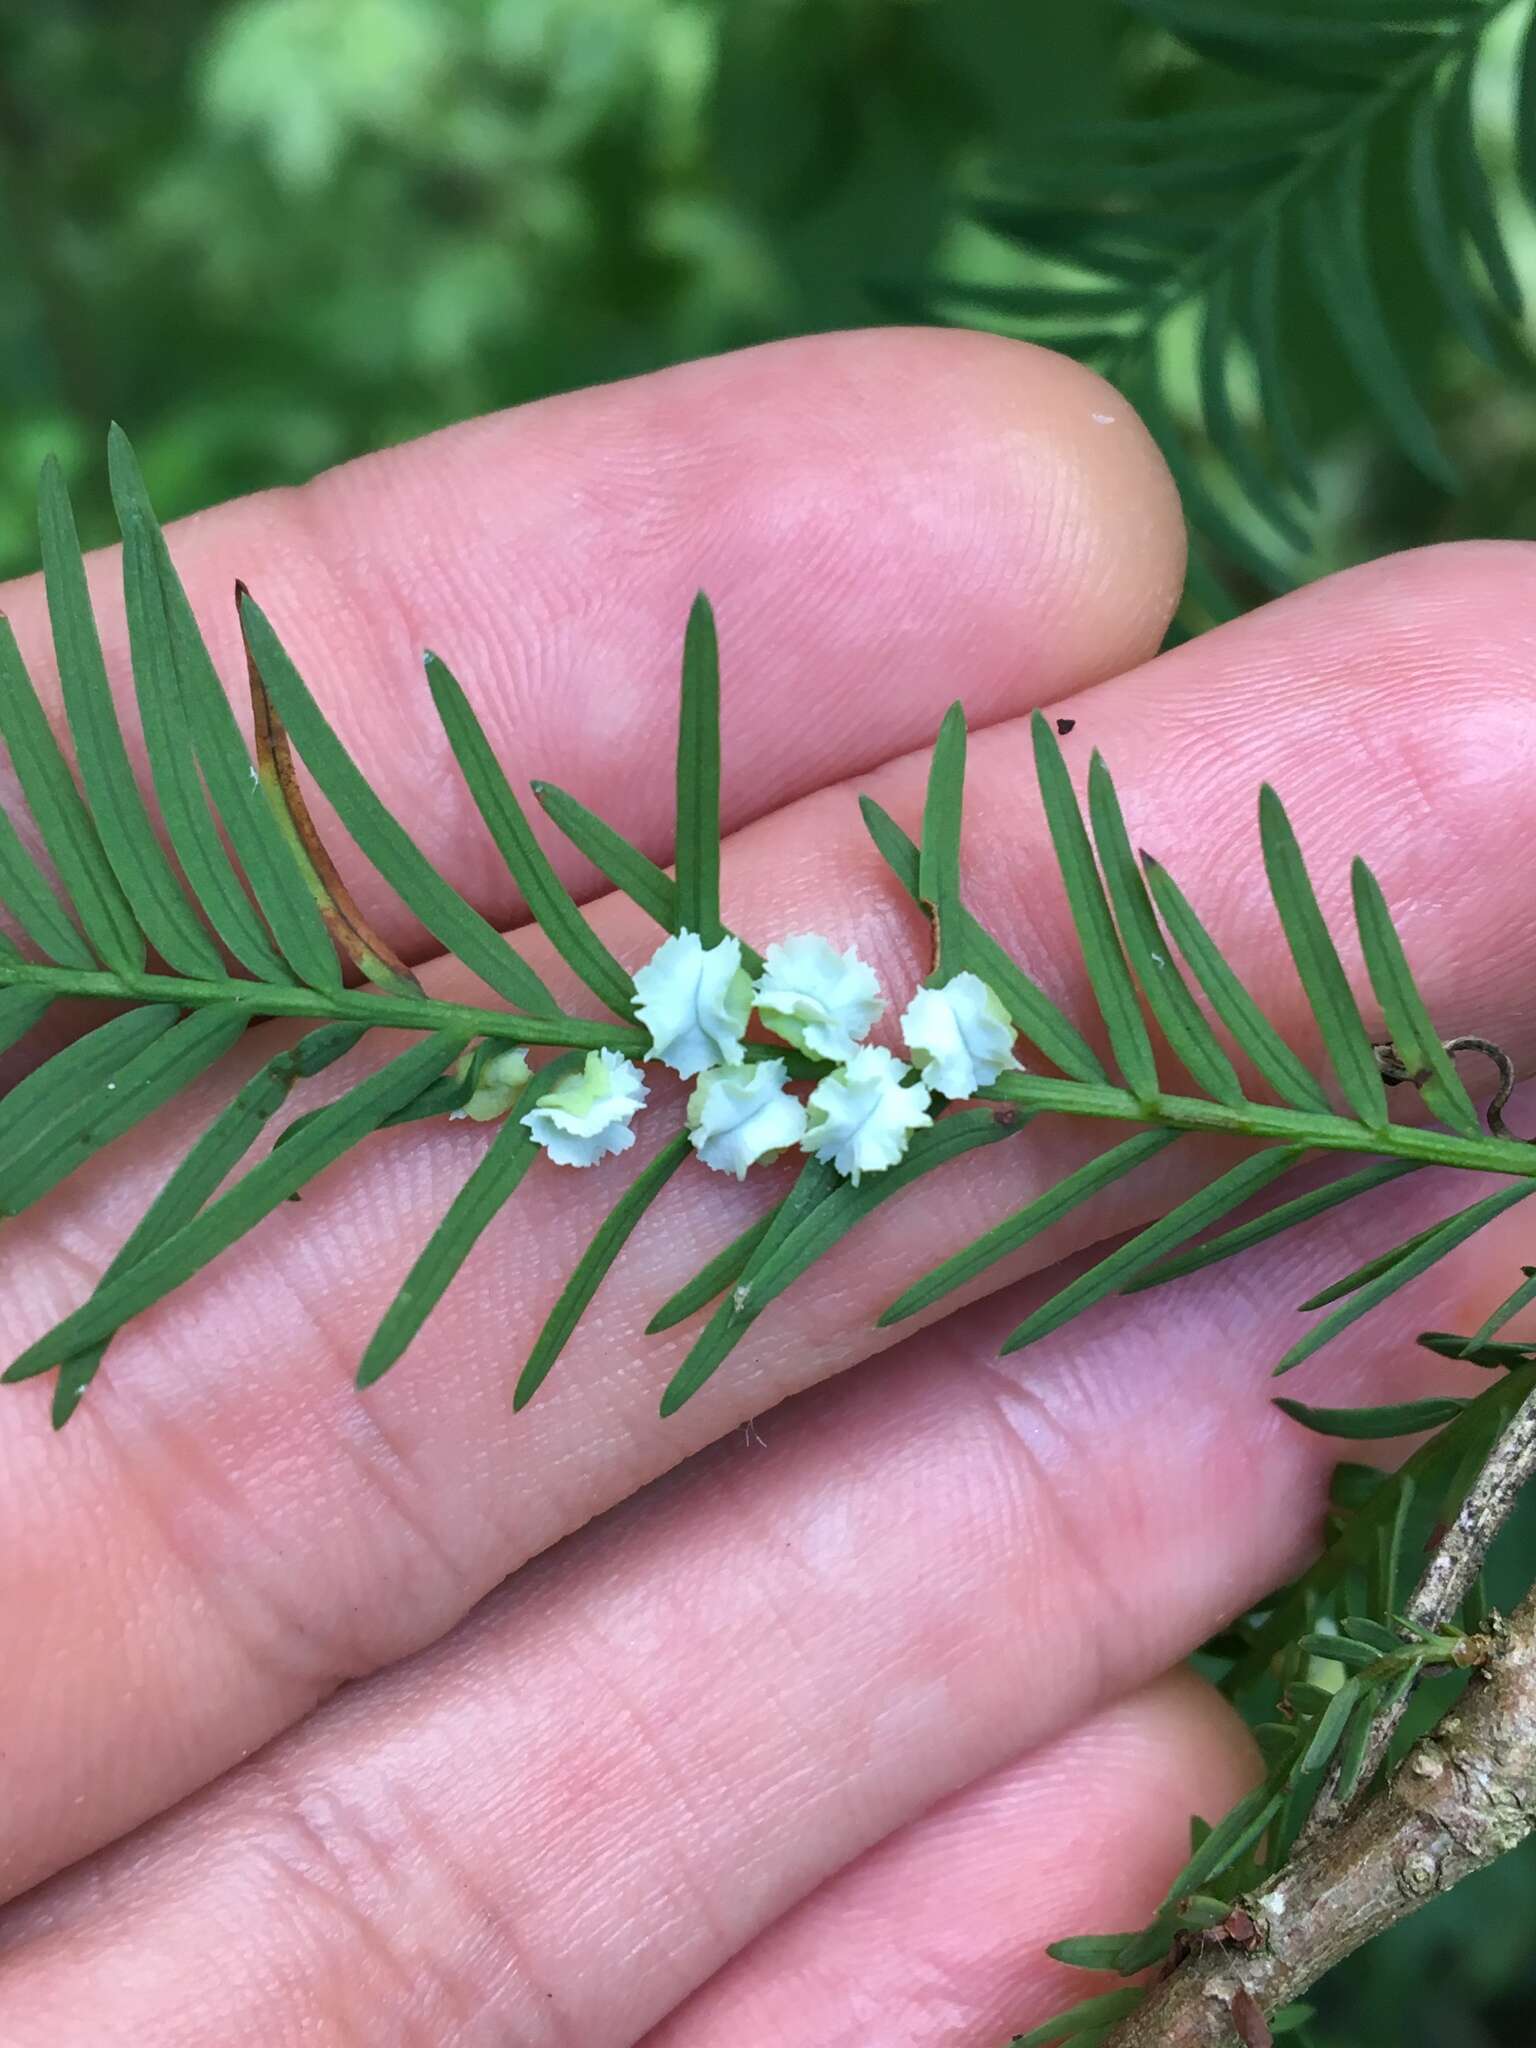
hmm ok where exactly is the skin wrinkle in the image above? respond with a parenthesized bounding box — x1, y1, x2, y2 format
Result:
(85, 1392, 351, 1718)
(240, 1777, 411, 1996)
(386, 1781, 550, 2039)
(245, 1794, 459, 2048)
(965, 1357, 1141, 1712)
(553, 1617, 749, 1999)
(727, 1499, 902, 1835)
(368, 1705, 596, 2048)
(318, 1405, 479, 1667)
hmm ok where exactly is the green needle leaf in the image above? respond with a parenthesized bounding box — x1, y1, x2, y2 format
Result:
(0, 986, 51, 1055)
(1302, 143, 1457, 492)
(0, 1006, 179, 1202)
(859, 794, 1106, 1084)
(239, 592, 556, 1016)
(1277, 1181, 1536, 1376)
(531, 777, 764, 978)
(1275, 1395, 1467, 1440)
(644, 1207, 778, 1334)
(1374, 1477, 1417, 1621)
(675, 594, 722, 945)
(1334, 1688, 1386, 1807)
(1445, 56, 1523, 320)
(533, 780, 674, 924)
(1460, 1266, 1536, 1354)
(48, 1022, 363, 1427)
(1125, 1158, 1420, 1292)
(1259, 784, 1386, 1127)
(1519, 9, 1536, 210)
(38, 456, 224, 980)
(357, 1052, 584, 1390)
(426, 653, 634, 1019)
(1197, 269, 1310, 553)
(0, 616, 143, 976)
(918, 277, 1142, 319)
(1003, 1146, 1304, 1353)
(1126, 370, 1294, 596)
(1420, 1330, 1536, 1369)
(653, 1155, 840, 1369)
(1124, 0, 1438, 64)
(1301, 1213, 1455, 1310)
(1352, 858, 1480, 1138)
(1301, 1677, 1361, 1774)
(661, 1111, 1018, 1415)
(118, 447, 341, 992)
(881, 1127, 1179, 1326)
(3, 1006, 249, 1217)
(1087, 754, 1242, 1105)
(5, 1030, 463, 1384)
(1032, 712, 1157, 1102)
(0, 803, 94, 967)
(1341, 1616, 1416, 1657)
(1043, 1933, 1143, 1973)
(918, 701, 967, 979)
(1409, 83, 1511, 371)
(514, 1131, 691, 1409)
(1241, 221, 1318, 507)
(1008, 1989, 1144, 2047)
(112, 471, 289, 982)
(1159, 1777, 1285, 1905)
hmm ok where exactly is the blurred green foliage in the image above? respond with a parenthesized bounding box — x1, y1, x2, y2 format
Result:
(0, 0, 1099, 574)
(2, 1, 1534, 2038)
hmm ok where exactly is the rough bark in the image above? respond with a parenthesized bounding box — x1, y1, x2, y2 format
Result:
(1110, 1589, 1536, 2046)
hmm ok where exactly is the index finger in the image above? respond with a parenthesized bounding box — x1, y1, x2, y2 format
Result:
(0, 328, 1182, 964)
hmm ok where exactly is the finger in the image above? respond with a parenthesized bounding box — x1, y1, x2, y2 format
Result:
(0, 328, 1181, 964)
(4, 540, 1533, 1899)
(646, 1673, 1257, 2048)
(0, 1237, 1425, 2046)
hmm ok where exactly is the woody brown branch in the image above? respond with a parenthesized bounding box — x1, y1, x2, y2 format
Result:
(1108, 1586, 1536, 2046)
(1302, 1377, 1536, 1840)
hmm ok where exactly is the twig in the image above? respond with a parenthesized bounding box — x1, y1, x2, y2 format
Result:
(1106, 1384, 1536, 2046)
(1304, 1377, 1536, 1837)
(1108, 1585, 1536, 2046)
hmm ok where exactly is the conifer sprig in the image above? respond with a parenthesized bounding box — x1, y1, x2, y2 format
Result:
(0, 438, 1529, 1435)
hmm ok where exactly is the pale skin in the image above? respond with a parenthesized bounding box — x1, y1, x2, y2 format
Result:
(0, 327, 1532, 2044)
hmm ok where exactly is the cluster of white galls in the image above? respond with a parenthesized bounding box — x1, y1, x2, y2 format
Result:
(465, 931, 1022, 1186)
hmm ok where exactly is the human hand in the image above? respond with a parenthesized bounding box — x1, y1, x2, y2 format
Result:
(2, 329, 1530, 2044)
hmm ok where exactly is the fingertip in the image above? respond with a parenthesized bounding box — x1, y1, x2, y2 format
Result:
(928, 326, 1188, 663)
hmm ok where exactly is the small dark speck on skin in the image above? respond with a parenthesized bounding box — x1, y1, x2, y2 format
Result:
(1055, 717, 1076, 736)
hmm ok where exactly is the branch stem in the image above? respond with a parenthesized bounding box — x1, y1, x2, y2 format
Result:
(0, 959, 647, 1054)
(1304, 1377, 1536, 1837)
(989, 1074, 1536, 1180)
(1110, 1587, 1536, 2047)
(1109, 1382, 1536, 2045)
